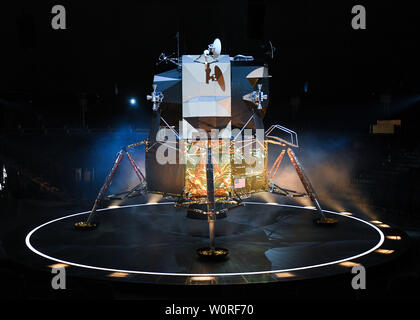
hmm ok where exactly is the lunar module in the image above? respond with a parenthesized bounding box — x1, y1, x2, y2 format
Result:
(75, 39, 337, 258)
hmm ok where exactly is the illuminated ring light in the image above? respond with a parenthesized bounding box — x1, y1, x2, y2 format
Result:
(25, 202, 385, 277)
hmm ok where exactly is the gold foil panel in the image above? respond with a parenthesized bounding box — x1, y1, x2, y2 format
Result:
(184, 140, 232, 198)
(184, 139, 267, 199)
(231, 140, 268, 195)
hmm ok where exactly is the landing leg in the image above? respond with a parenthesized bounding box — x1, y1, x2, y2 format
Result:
(268, 149, 286, 180)
(75, 150, 125, 229)
(197, 141, 229, 259)
(287, 148, 337, 225)
(205, 141, 217, 250)
(208, 214, 216, 250)
(125, 150, 146, 183)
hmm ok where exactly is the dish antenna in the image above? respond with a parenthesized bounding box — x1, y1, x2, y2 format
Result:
(195, 38, 222, 64)
(208, 38, 222, 58)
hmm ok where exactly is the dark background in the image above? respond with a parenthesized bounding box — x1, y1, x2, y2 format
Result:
(1, 1, 420, 131)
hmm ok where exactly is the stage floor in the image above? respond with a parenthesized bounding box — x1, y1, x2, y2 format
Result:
(17, 201, 409, 285)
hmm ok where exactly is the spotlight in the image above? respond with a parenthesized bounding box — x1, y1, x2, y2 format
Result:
(386, 235, 401, 240)
(338, 261, 360, 268)
(189, 276, 216, 281)
(48, 263, 69, 269)
(340, 211, 353, 216)
(129, 98, 137, 106)
(376, 249, 395, 255)
(275, 272, 295, 278)
(108, 272, 129, 278)
(188, 276, 216, 285)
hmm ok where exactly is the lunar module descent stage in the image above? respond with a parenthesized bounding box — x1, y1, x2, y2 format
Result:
(75, 39, 338, 258)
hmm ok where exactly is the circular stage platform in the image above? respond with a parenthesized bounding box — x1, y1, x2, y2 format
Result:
(22, 202, 409, 285)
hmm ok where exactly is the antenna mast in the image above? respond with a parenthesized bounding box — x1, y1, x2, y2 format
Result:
(176, 31, 180, 70)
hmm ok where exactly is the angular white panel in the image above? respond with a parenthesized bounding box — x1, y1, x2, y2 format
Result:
(180, 119, 199, 140)
(219, 121, 231, 139)
(246, 66, 271, 79)
(182, 55, 231, 120)
(153, 75, 181, 82)
(183, 96, 231, 117)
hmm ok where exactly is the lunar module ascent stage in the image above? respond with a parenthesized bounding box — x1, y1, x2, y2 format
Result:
(75, 39, 338, 258)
